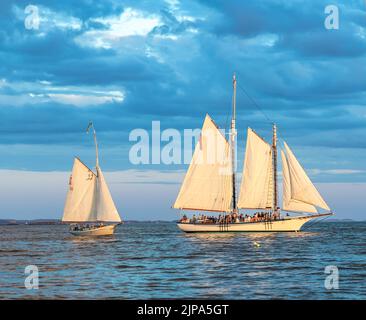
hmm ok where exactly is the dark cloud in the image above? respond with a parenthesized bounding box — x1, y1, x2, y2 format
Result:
(277, 29, 366, 58)
(198, 0, 325, 36)
(149, 8, 198, 37)
(0, 0, 365, 179)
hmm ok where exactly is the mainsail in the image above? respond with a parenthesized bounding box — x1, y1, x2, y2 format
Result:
(173, 114, 233, 212)
(281, 142, 330, 212)
(62, 158, 121, 222)
(237, 128, 273, 209)
(62, 158, 97, 222)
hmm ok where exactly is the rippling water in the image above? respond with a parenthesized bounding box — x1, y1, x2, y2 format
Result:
(0, 222, 365, 299)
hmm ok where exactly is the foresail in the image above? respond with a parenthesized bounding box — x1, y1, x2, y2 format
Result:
(281, 150, 317, 213)
(238, 128, 273, 209)
(283, 142, 330, 211)
(62, 158, 97, 222)
(173, 114, 233, 212)
(96, 168, 121, 222)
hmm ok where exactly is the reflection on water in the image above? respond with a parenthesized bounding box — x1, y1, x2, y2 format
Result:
(0, 222, 365, 299)
(186, 232, 239, 241)
(69, 236, 119, 245)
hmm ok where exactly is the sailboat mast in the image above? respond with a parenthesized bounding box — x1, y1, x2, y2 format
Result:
(87, 122, 99, 170)
(93, 127, 99, 170)
(231, 74, 237, 213)
(272, 123, 278, 213)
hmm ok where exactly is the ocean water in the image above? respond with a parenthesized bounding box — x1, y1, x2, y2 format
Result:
(0, 222, 365, 299)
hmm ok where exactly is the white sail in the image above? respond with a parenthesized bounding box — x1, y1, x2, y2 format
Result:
(95, 167, 121, 222)
(283, 142, 330, 211)
(173, 114, 233, 212)
(238, 128, 273, 209)
(62, 158, 97, 222)
(281, 150, 317, 213)
(62, 158, 121, 222)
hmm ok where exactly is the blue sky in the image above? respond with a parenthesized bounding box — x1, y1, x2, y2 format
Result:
(0, 0, 366, 220)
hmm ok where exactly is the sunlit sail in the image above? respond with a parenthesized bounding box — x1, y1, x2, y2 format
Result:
(62, 122, 122, 236)
(174, 75, 333, 233)
(173, 114, 233, 213)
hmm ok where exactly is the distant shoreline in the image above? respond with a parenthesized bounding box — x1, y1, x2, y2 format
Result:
(0, 218, 362, 225)
(0, 219, 177, 225)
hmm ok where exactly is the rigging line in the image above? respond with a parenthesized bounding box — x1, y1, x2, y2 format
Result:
(236, 82, 272, 125)
(302, 215, 331, 231)
(235, 78, 287, 143)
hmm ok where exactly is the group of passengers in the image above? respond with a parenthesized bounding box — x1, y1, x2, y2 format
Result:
(71, 223, 104, 231)
(180, 211, 281, 224)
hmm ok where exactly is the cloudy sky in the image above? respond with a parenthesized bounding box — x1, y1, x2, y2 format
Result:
(0, 0, 366, 220)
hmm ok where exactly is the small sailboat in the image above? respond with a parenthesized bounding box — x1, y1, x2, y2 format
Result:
(173, 75, 333, 233)
(62, 122, 122, 236)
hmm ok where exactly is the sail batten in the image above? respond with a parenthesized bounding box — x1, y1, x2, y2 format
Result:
(282, 142, 330, 212)
(237, 128, 273, 209)
(173, 114, 233, 212)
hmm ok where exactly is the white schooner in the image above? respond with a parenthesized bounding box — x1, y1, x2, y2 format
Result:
(62, 122, 122, 236)
(174, 75, 333, 233)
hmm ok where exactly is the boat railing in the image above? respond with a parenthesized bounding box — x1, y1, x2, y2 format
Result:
(179, 215, 299, 225)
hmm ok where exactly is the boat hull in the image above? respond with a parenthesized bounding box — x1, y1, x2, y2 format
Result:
(177, 214, 331, 233)
(69, 224, 117, 236)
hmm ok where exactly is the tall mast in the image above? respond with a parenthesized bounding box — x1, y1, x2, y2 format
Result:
(87, 122, 99, 170)
(231, 74, 237, 213)
(272, 123, 278, 213)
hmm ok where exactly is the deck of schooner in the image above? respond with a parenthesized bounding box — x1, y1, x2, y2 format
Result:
(173, 75, 333, 233)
